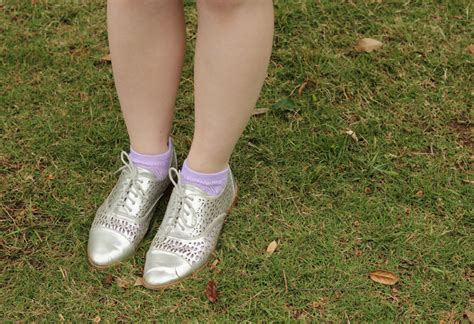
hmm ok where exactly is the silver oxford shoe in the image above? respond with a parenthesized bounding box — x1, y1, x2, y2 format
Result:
(143, 168, 238, 289)
(87, 150, 177, 269)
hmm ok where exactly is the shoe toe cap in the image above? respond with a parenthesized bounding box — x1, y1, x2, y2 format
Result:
(143, 251, 193, 288)
(88, 228, 134, 267)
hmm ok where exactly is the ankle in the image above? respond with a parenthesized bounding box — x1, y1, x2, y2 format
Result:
(185, 155, 230, 174)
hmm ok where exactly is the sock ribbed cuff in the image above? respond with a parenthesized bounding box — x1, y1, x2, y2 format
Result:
(180, 160, 229, 196)
(129, 138, 173, 180)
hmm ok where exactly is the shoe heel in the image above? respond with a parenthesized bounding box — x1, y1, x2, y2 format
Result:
(228, 184, 239, 213)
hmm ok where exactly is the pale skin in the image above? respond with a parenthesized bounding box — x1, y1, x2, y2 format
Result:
(107, 0, 274, 173)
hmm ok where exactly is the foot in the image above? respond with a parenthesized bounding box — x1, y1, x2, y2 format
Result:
(142, 167, 238, 289)
(87, 150, 177, 269)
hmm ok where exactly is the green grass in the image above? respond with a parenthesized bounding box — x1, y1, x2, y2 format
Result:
(1, 0, 473, 321)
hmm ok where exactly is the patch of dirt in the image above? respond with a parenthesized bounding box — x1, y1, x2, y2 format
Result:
(449, 118, 473, 148)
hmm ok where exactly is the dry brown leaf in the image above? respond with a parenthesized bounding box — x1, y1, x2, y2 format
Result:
(133, 277, 144, 287)
(115, 277, 130, 289)
(252, 108, 269, 116)
(465, 44, 474, 55)
(102, 273, 114, 287)
(266, 240, 278, 255)
(355, 38, 383, 53)
(100, 54, 112, 62)
(345, 129, 358, 141)
(465, 310, 474, 323)
(297, 81, 307, 96)
(416, 190, 424, 198)
(210, 259, 219, 271)
(370, 270, 399, 285)
(310, 297, 329, 310)
(206, 280, 218, 303)
(298, 80, 315, 96)
(355, 249, 363, 257)
(93, 316, 101, 323)
(79, 92, 89, 101)
(421, 79, 436, 88)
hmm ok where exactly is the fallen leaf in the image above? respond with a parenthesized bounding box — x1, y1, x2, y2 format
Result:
(345, 129, 358, 141)
(297, 80, 313, 96)
(364, 187, 372, 194)
(310, 297, 329, 310)
(421, 79, 436, 88)
(465, 310, 474, 323)
(355, 249, 363, 257)
(465, 44, 474, 55)
(47, 174, 54, 180)
(93, 316, 101, 323)
(210, 259, 219, 271)
(79, 92, 89, 101)
(133, 277, 144, 287)
(115, 277, 130, 289)
(100, 54, 111, 62)
(416, 190, 424, 198)
(206, 280, 218, 303)
(266, 240, 278, 255)
(252, 108, 269, 116)
(370, 270, 399, 285)
(293, 310, 306, 320)
(355, 38, 383, 53)
(102, 273, 114, 287)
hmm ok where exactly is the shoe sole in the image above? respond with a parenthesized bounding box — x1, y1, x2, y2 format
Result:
(87, 255, 124, 271)
(141, 184, 239, 290)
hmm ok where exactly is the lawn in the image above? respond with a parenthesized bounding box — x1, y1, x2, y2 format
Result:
(1, 1, 473, 321)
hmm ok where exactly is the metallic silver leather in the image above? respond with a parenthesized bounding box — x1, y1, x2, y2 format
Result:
(143, 168, 237, 288)
(87, 150, 177, 268)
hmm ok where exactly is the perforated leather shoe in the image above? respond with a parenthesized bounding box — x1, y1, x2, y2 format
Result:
(143, 168, 238, 289)
(87, 150, 177, 269)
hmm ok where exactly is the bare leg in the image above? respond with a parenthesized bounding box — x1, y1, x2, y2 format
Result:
(187, 0, 274, 172)
(107, 0, 186, 154)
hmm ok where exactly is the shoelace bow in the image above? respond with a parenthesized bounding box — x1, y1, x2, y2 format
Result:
(114, 151, 147, 213)
(167, 167, 202, 231)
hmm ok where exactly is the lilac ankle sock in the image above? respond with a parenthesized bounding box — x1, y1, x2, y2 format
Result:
(180, 160, 229, 197)
(129, 138, 173, 181)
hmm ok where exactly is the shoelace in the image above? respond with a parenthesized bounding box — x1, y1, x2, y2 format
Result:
(114, 151, 147, 214)
(167, 167, 202, 231)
